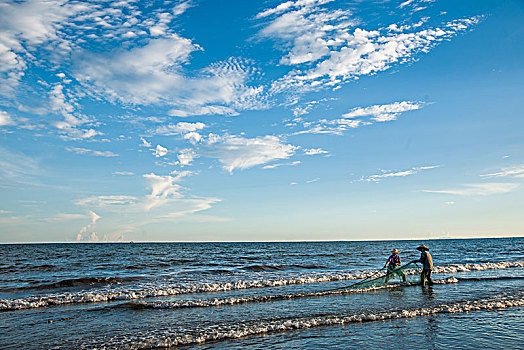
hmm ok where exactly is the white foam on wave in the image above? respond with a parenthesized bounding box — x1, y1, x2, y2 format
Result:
(433, 261, 524, 274)
(0, 271, 385, 311)
(2, 260, 522, 311)
(117, 284, 397, 310)
(94, 295, 524, 349)
(119, 276, 464, 310)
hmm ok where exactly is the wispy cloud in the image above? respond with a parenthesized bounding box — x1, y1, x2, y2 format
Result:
(291, 101, 422, 135)
(66, 147, 118, 157)
(0, 147, 40, 185)
(143, 173, 185, 211)
(112, 171, 135, 176)
(263, 160, 301, 169)
(480, 165, 524, 179)
(423, 183, 519, 196)
(204, 134, 299, 173)
(361, 165, 439, 182)
(154, 122, 206, 136)
(76, 195, 138, 207)
(304, 148, 328, 155)
(342, 101, 423, 122)
(76, 38, 265, 116)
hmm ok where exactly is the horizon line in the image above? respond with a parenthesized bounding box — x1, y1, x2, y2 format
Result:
(1, 236, 522, 245)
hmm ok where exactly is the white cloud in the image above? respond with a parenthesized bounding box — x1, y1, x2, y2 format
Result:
(204, 134, 299, 173)
(342, 101, 422, 122)
(153, 144, 168, 158)
(0, 0, 87, 94)
(257, 1, 481, 92)
(143, 172, 185, 211)
(480, 165, 524, 179)
(0, 111, 16, 126)
(66, 147, 118, 157)
(258, 0, 353, 66)
(177, 148, 197, 166)
(112, 171, 134, 176)
(50, 84, 101, 139)
(290, 101, 422, 135)
(306, 177, 320, 183)
(304, 148, 328, 155)
(158, 197, 222, 218)
(154, 122, 206, 136)
(263, 160, 301, 169)
(76, 35, 197, 105)
(140, 137, 152, 147)
(76, 195, 138, 207)
(184, 132, 203, 144)
(76, 210, 101, 241)
(76, 37, 265, 116)
(423, 183, 519, 196)
(361, 165, 439, 182)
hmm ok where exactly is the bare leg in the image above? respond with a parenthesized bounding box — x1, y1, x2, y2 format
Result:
(427, 270, 433, 285)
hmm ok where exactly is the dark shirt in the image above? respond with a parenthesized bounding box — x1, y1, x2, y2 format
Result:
(420, 251, 433, 270)
(386, 254, 401, 267)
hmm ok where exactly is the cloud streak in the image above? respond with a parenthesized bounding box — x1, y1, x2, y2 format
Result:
(423, 183, 519, 196)
(362, 165, 439, 182)
(66, 147, 118, 157)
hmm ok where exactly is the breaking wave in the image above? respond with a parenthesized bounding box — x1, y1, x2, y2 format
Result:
(92, 294, 524, 349)
(114, 276, 463, 310)
(2, 260, 522, 311)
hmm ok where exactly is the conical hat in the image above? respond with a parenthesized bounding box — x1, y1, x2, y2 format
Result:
(416, 244, 429, 251)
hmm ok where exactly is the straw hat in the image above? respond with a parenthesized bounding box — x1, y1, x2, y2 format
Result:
(416, 244, 429, 251)
(390, 249, 401, 254)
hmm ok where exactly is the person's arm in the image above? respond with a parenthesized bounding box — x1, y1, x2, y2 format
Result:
(384, 256, 391, 268)
(411, 256, 423, 263)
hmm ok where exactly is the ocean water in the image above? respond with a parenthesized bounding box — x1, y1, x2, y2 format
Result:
(0, 238, 523, 349)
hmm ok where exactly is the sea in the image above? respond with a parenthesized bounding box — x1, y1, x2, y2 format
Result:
(1, 238, 523, 349)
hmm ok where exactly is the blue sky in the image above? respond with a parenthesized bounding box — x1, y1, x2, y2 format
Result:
(0, 0, 523, 242)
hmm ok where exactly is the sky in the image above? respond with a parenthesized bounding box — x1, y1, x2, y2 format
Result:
(0, 0, 523, 243)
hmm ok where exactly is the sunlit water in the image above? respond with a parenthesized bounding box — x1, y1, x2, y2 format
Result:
(1, 238, 523, 349)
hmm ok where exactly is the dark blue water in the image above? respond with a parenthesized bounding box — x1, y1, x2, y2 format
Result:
(0, 238, 523, 349)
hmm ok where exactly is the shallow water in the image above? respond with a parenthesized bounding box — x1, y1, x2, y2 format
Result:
(0, 238, 523, 349)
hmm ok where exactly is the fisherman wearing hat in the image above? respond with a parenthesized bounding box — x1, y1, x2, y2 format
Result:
(413, 244, 434, 286)
(384, 249, 406, 283)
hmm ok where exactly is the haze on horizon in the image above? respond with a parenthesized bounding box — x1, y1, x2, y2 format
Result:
(0, 0, 523, 243)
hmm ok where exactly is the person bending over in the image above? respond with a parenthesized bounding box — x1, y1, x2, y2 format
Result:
(384, 249, 406, 283)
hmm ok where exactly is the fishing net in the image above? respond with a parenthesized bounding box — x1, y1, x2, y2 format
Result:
(345, 262, 423, 290)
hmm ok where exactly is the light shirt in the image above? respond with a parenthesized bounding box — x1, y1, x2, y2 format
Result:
(420, 251, 433, 270)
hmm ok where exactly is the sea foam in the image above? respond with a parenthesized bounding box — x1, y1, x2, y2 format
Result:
(2, 260, 522, 311)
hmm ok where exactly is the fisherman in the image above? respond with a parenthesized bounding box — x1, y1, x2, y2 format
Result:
(384, 249, 406, 283)
(413, 244, 434, 286)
